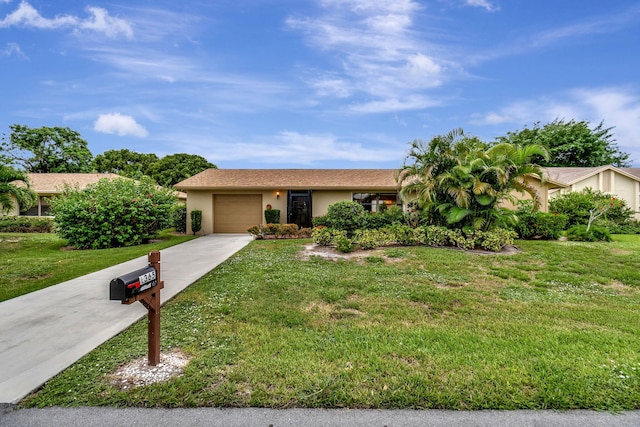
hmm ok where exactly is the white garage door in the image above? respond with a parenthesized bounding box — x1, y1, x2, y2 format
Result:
(213, 194, 262, 233)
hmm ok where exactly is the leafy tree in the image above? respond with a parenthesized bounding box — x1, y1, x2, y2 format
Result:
(50, 177, 176, 249)
(397, 129, 548, 231)
(497, 119, 630, 167)
(0, 125, 93, 172)
(146, 153, 216, 187)
(0, 165, 37, 214)
(93, 149, 159, 179)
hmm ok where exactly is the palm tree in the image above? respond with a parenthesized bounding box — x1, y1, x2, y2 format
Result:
(396, 128, 486, 226)
(0, 165, 37, 214)
(396, 129, 548, 230)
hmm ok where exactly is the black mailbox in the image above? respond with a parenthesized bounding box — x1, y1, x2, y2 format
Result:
(110, 265, 158, 302)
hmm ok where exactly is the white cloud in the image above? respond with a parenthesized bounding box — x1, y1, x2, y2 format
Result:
(79, 7, 133, 39)
(94, 113, 148, 138)
(0, 2, 78, 29)
(469, 86, 640, 164)
(287, 0, 455, 113)
(1, 42, 27, 58)
(0, 2, 133, 38)
(205, 131, 402, 165)
(465, 0, 500, 13)
(349, 95, 440, 114)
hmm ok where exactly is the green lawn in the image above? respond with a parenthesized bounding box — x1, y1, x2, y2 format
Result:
(21, 236, 640, 410)
(0, 231, 195, 302)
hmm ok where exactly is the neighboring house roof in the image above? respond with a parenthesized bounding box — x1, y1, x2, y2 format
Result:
(174, 169, 399, 191)
(543, 166, 640, 186)
(24, 173, 123, 194)
(18, 173, 186, 200)
(621, 168, 640, 180)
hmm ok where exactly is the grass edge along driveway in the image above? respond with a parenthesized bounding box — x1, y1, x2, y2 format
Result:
(20, 236, 640, 410)
(0, 231, 195, 302)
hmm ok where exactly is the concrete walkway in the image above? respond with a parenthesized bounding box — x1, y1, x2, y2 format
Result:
(0, 234, 253, 404)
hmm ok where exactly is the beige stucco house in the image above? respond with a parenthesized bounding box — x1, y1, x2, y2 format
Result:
(174, 169, 401, 234)
(175, 167, 640, 234)
(6, 173, 186, 216)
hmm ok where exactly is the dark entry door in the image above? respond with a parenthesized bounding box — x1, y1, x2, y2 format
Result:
(287, 190, 312, 228)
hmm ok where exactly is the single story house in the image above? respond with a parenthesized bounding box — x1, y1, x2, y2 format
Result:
(175, 167, 640, 234)
(174, 169, 401, 234)
(6, 173, 186, 216)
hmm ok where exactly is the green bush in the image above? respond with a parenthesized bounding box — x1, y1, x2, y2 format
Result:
(247, 223, 300, 239)
(566, 224, 612, 242)
(0, 216, 54, 233)
(312, 227, 334, 246)
(387, 223, 417, 245)
(598, 219, 640, 234)
(476, 228, 518, 252)
(190, 210, 202, 235)
(333, 231, 354, 253)
(323, 201, 366, 237)
(171, 204, 187, 233)
(515, 201, 567, 240)
(354, 228, 394, 250)
(50, 177, 176, 249)
(361, 205, 405, 229)
(424, 226, 450, 246)
(550, 188, 634, 227)
(265, 209, 280, 224)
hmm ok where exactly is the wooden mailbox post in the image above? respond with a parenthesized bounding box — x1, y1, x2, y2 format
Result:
(109, 250, 164, 366)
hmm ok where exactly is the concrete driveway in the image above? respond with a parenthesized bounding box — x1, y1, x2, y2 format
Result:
(0, 234, 253, 404)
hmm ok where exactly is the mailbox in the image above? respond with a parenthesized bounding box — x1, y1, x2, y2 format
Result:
(110, 265, 158, 302)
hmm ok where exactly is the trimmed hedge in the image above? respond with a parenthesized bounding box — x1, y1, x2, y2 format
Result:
(314, 225, 517, 253)
(0, 216, 54, 233)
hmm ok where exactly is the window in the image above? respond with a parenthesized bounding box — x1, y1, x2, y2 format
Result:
(23, 196, 51, 217)
(352, 193, 401, 212)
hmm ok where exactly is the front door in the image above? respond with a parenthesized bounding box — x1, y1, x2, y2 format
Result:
(287, 190, 312, 228)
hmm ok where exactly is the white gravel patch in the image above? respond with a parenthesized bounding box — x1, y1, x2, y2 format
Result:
(107, 349, 191, 390)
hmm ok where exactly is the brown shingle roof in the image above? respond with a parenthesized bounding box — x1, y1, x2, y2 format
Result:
(25, 173, 123, 194)
(174, 169, 399, 191)
(621, 168, 640, 179)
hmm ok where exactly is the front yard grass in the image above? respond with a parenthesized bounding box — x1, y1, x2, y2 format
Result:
(21, 236, 640, 410)
(0, 231, 195, 302)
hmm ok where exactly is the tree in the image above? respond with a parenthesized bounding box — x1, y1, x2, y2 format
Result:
(0, 165, 37, 214)
(93, 149, 159, 178)
(146, 153, 216, 187)
(397, 129, 488, 227)
(0, 125, 94, 172)
(497, 119, 630, 167)
(397, 129, 548, 230)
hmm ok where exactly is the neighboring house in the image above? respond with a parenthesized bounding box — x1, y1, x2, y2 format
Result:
(7, 173, 186, 216)
(174, 169, 401, 234)
(545, 166, 640, 218)
(175, 167, 640, 234)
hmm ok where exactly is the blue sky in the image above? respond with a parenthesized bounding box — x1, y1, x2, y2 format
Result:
(1, 0, 639, 168)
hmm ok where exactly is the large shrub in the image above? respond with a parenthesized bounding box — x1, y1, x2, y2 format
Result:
(514, 201, 568, 240)
(549, 188, 634, 227)
(50, 177, 176, 249)
(321, 201, 366, 237)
